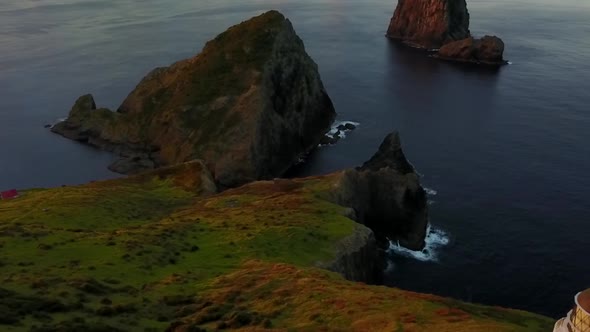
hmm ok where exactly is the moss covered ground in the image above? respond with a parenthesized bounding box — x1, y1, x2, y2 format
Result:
(0, 163, 553, 331)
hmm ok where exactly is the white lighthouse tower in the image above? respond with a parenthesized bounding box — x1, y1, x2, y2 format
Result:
(554, 289, 590, 332)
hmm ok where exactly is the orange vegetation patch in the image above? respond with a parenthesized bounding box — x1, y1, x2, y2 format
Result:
(435, 308, 471, 323)
(221, 178, 306, 197)
(168, 261, 551, 331)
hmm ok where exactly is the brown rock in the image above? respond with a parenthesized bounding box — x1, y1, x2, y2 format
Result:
(438, 37, 475, 59)
(476, 35, 506, 63)
(387, 0, 470, 49)
(437, 35, 506, 64)
(52, 11, 336, 188)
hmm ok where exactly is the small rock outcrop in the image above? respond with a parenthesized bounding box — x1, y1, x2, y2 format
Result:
(330, 132, 428, 250)
(386, 0, 507, 64)
(319, 121, 358, 146)
(387, 0, 470, 49)
(319, 225, 383, 283)
(52, 11, 336, 188)
(437, 35, 506, 65)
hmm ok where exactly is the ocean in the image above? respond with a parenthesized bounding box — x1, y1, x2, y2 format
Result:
(1, 0, 589, 318)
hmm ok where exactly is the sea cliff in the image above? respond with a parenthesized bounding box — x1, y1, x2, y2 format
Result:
(0, 135, 551, 331)
(330, 132, 428, 250)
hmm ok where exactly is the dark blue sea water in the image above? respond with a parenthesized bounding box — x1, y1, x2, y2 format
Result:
(1, 0, 589, 318)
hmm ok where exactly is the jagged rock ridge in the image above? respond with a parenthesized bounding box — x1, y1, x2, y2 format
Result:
(52, 10, 336, 188)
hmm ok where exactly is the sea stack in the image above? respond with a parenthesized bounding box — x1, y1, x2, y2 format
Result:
(52, 11, 336, 188)
(330, 132, 429, 250)
(387, 0, 470, 49)
(386, 0, 507, 65)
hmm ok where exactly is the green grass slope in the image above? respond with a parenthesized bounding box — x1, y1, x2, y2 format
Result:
(0, 164, 552, 331)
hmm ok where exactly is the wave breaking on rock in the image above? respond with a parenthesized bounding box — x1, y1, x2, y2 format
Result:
(388, 224, 450, 262)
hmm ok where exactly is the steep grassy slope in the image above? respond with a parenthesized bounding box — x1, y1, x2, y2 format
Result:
(0, 164, 552, 331)
(176, 261, 551, 332)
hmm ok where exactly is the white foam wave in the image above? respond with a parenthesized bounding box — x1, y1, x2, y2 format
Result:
(319, 120, 359, 147)
(424, 187, 437, 196)
(326, 120, 359, 139)
(48, 117, 67, 129)
(388, 225, 450, 262)
(508, 61, 513, 65)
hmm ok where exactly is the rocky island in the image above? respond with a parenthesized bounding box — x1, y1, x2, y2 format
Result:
(386, 0, 507, 65)
(52, 11, 335, 188)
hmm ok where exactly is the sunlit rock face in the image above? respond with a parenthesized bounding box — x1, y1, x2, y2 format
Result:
(386, 0, 507, 65)
(386, 0, 470, 49)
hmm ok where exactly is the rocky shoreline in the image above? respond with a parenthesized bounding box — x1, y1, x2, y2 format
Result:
(319, 121, 358, 146)
(50, 11, 429, 278)
(1, 127, 554, 330)
(48, 7, 518, 285)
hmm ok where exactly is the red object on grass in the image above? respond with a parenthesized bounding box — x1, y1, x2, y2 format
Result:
(1, 189, 19, 200)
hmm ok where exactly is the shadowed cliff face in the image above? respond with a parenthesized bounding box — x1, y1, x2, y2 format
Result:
(52, 10, 335, 188)
(318, 224, 383, 283)
(330, 132, 429, 250)
(387, 0, 470, 49)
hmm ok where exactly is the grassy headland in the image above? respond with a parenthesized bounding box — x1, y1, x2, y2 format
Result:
(0, 162, 552, 331)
